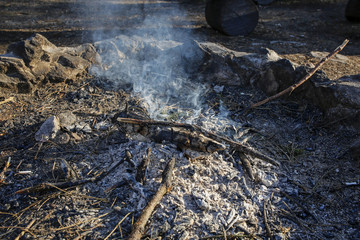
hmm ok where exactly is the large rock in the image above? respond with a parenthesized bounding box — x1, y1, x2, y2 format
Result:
(322, 75, 360, 128)
(91, 34, 202, 90)
(92, 35, 191, 75)
(257, 58, 360, 129)
(195, 42, 281, 86)
(0, 34, 98, 94)
(193, 41, 360, 129)
(0, 56, 36, 93)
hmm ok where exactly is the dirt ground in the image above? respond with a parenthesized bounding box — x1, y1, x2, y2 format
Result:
(0, 0, 359, 239)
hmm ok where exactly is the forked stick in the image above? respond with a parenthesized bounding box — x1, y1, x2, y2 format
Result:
(251, 39, 349, 109)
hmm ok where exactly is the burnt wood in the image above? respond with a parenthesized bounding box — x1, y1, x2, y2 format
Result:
(205, 0, 259, 36)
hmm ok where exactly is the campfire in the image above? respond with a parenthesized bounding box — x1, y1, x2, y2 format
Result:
(0, 1, 359, 240)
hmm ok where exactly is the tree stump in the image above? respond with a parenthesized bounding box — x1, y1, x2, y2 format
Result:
(205, 0, 259, 36)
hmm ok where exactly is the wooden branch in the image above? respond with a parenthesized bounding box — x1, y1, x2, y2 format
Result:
(251, 39, 349, 109)
(128, 157, 176, 240)
(14, 219, 36, 240)
(115, 117, 279, 166)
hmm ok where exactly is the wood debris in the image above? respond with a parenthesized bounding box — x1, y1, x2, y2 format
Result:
(114, 117, 279, 166)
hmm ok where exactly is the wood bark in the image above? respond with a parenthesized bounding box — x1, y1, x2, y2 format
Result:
(128, 157, 175, 240)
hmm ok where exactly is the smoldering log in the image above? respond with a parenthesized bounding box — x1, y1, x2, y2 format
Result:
(115, 117, 226, 153)
(114, 117, 278, 166)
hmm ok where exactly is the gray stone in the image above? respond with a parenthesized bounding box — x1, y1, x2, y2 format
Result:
(35, 116, 60, 142)
(93, 34, 189, 78)
(7, 33, 57, 67)
(317, 74, 360, 129)
(57, 111, 77, 130)
(196, 41, 258, 86)
(195, 42, 284, 86)
(255, 58, 297, 95)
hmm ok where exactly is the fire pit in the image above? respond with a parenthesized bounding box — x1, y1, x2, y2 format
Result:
(0, 1, 359, 240)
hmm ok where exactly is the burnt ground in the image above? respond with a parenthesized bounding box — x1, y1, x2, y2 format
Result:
(0, 0, 360, 239)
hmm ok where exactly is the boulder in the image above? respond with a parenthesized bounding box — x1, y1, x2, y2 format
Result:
(0, 56, 36, 93)
(196, 42, 281, 86)
(256, 58, 360, 129)
(195, 41, 360, 130)
(323, 75, 360, 129)
(92, 34, 201, 89)
(0, 34, 98, 94)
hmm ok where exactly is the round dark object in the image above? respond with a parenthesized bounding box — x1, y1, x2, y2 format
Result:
(205, 0, 259, 36)
(345, 0, 360, 22)
(256, 0, 275, 5)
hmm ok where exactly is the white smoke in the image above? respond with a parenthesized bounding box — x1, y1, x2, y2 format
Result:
(87, 1, 207, 120)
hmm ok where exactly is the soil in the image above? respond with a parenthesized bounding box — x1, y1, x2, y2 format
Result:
(0, 1, 359, 239)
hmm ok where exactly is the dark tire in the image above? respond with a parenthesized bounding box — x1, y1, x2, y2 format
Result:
(205, 0, 259, 36)
(345, 0, 360, 22)
(256, 0, 275, 5)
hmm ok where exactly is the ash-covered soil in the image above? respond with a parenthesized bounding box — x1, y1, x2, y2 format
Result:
(0, 1, 359, 239)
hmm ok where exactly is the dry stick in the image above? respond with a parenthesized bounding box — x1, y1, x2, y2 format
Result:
(14, 219, 36, 240)
(52, 212, 110, 232)
(16, 153, 125, 195)
(251, 39, 349, 109)
(0, 157, 11, 184)
(0, 96, 14, 106)
(128, 157, 176, 240)
(116, 117, 278, 166)
(104, 211, 132, 240)
(281, 190, 319, 222)
(263, 200, 274, 240)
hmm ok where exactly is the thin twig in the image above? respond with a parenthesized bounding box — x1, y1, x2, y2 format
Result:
(201, 233, 261, 240)
(0, 97, 14, 106)
(0, 157, 11, 184)
(281, 191, 319, 222)
(263, 199, 274, 240)
(104, 212, 132, 240)
(14, 219, 36, 240)
(251, 39, 349, 108)
(16, 152, 125, 195)
(128, 157, 176, 240)
(52, 212, 109, 232)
